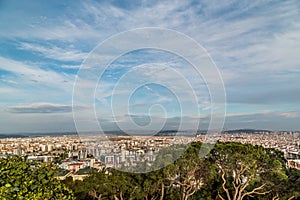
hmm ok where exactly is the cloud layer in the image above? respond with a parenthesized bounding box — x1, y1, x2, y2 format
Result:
(0, 0, 299, 133)
(7, 103, 72, 114)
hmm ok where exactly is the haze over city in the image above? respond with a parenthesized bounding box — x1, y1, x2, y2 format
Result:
(0, 0, 300, 134)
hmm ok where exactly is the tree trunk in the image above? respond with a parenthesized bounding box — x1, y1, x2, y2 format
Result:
(160, 182, 164, 200)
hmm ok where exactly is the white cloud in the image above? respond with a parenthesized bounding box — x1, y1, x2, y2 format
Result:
(7, 102, 72, 113)
(61, 64, 81, 69)
(0, 56, 74, 92)
(18, 42, 88, 62)
(278, 112, 300, 118)
(0, 0, 300, 132)
(226, 110, 300, 119)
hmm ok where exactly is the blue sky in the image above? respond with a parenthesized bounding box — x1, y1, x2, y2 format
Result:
(0, 0, 299, 133)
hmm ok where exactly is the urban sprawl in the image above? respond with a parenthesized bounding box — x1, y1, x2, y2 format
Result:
(0, 131, 299, 180)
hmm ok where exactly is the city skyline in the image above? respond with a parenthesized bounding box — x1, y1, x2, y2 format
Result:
(0, 0, 300, 133)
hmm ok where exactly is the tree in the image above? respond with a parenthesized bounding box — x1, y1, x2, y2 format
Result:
(64, 142, 300, 200)
(0, 156, 74, 200)
(78, 168, 143, 200)
(167, 142, 209, 200)
(145, 142, 209, 200)
(269, 168, 300, 200)
(208, 142, 288, 200)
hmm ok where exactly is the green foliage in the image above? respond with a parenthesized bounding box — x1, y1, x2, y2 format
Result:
(196, 142, 294, 200)
(63, 142, 299, 200)
(0, 156, 74, 200)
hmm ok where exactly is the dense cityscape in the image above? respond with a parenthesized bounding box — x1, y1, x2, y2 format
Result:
(1, 130, 299, 181)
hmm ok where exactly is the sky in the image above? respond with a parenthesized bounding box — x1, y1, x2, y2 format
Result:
(0, 0, 300, 134)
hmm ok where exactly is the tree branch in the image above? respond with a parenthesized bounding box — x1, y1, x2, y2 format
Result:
(241, 183, 270, 199)
(218, 191, 226, 200)
(220, 168, 231, 200)
(272, 194, 279, 200)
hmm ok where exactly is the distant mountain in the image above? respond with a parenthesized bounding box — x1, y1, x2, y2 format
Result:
(102, 130, 129, 136)
(1, 129, 294, 139)
(223, 129, 271, 134)
(154, 130, 178, 136)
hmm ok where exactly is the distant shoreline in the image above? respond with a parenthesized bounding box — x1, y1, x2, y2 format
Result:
(0, 129, 299, 139)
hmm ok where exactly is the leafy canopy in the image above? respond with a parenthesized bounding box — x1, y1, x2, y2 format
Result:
(0, 156, 74, 200)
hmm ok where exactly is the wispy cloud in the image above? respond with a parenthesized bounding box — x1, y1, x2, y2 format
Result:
(7, 103, 72, 114)
(0, 56, 74, 91)
(278, 112, 300, 119)
(18, 42, 88, 62)
(0, 0, 299, 132)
